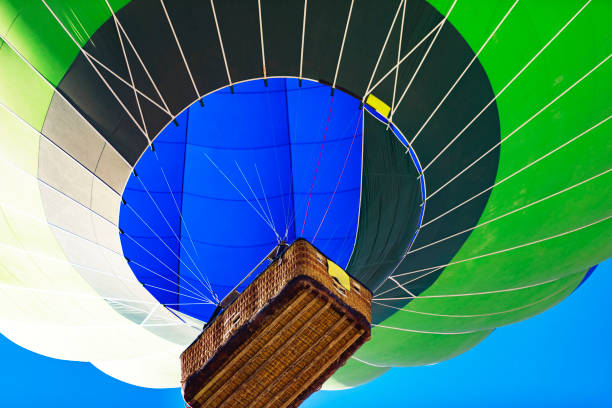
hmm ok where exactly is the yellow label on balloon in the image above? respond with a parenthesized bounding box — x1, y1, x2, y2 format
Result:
(327, 260, 351, 291)
(366, 94, 391, 118)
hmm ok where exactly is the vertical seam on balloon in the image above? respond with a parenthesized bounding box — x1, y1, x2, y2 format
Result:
(284, 79, 298, 240)
(299, 0, 308, 80)
(210, 0, 233, 86)
(332, 0, 355, 90)
(178, 108, 190, 311)
(300, 94, 335, 236)
(159, 0, 200, 98)
(312, 108, 363, 242)
(344, 106, 366, 269)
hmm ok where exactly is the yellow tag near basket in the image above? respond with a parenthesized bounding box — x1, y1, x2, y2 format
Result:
(365, 94, 391, 118)
(327, 260, 351, 291)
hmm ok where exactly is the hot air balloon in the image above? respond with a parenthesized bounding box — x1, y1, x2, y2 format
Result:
(0, 0, 610, 400)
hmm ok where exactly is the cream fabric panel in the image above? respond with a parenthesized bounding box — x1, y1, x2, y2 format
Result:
(41, 92, 106, 172)
(0, 98, 197, 388)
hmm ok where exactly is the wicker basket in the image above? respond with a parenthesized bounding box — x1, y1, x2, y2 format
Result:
(181, 239, 372, 408)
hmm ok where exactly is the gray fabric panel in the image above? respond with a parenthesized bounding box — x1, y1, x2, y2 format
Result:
(41, 91, 106, 172)
(95, 142, 132, 193)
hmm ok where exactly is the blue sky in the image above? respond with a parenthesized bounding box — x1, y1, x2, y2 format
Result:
(1, 258, 610, 407)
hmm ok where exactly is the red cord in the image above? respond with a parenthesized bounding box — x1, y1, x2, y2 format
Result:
(301, 94, 335, 237)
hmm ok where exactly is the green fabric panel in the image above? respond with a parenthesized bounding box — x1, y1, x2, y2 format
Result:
(325, 358, 389, 391)
(0, 99, 40, 174)
(346, 112, 421, 290)
(0, 0, 129, 86)
(355, 325, 492, 367)
(363, 0, 611, 366)
(0, 40, 53, 130)
(0, 0, 21, 34)
(379, 271, 585, 333)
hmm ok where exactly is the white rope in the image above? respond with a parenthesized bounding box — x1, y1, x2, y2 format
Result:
(427, 52, 610, 200)
(373, 323, 480, 335)
(0, 146, 214, 302)
(389, 0, 406, 122)
(204, 153, 278, 233)
(123, 259, 213, 302)
(257, 0, 266, 78)
(0, 281, 155, 304)
(350, 356, 389, 368)
(422, 0, 593, 173)
(142, 282, 212, 303)
(106, 0, 149, 138)
(210, 0, 232, 85)
(375, 267, 444, 297)
(83, 51, 170, 116)
(151, 149, 200, 257)
(373, 277, 578, 318)
(159, 0, 200, 98)
(255, 163, 279, 238)
(366, 21, 443, 96)
(412, 168, 611, 256)
(410, 0, 520, 144)
(123, 201, 216, 300)
(0, 212, 210, 304)
(299, 0, 308, 80)
(389, 0, 457, 121)
(234, 161, 279, 237)
(40, 0, 148, 138)
(378, 167, 610, 300)
(0, 33, 131, 168)
(332, 0, 355, 89)
(0, 100, 118, 200)
(132, 176, 204, 275)
(421, 115, 611, 229)
(363, 0, 405, 101)
(389, 213, 612, 281)
(112, 14, 172, 113)
(122, 232, 214, 303)
(389, 276, 415, 297)
(139, 304, 159, 326)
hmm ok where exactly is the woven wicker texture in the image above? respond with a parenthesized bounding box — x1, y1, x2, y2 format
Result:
(181, 239, 372, 408)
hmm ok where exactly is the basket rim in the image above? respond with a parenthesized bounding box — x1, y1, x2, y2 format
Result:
(180, 239, 372, 357)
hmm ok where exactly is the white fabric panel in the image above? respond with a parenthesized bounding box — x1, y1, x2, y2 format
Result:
(91, 207, 122, 253)
(38, 137, 94, 207)
(93, 350, 183, 389)
(38, 172, 201, 346)
(0, 106, 39, 173)
(39, 182, 99, 241)
(0, 108, 190, 388)
(91, 176, 121, 225)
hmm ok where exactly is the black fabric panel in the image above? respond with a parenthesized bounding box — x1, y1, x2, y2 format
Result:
(57, 52, 147, 165)
(114, 0, 196, 115)
(213, 0, 263, 84)
(357, 0, 442, 104)
(332, 0, 400, 97)
(371, 22, 500, 324)
(260, 0, 303, 77)
(51, 0, 501, 317)
(345, 112, 421, 291)
(163, 0, 229, 97)
(301, 0, 350, 83)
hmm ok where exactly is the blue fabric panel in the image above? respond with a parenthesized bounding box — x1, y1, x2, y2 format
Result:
(120, 78, 364, 322)
(286, 79, 363, 268)
(119, 112, 188, 308)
